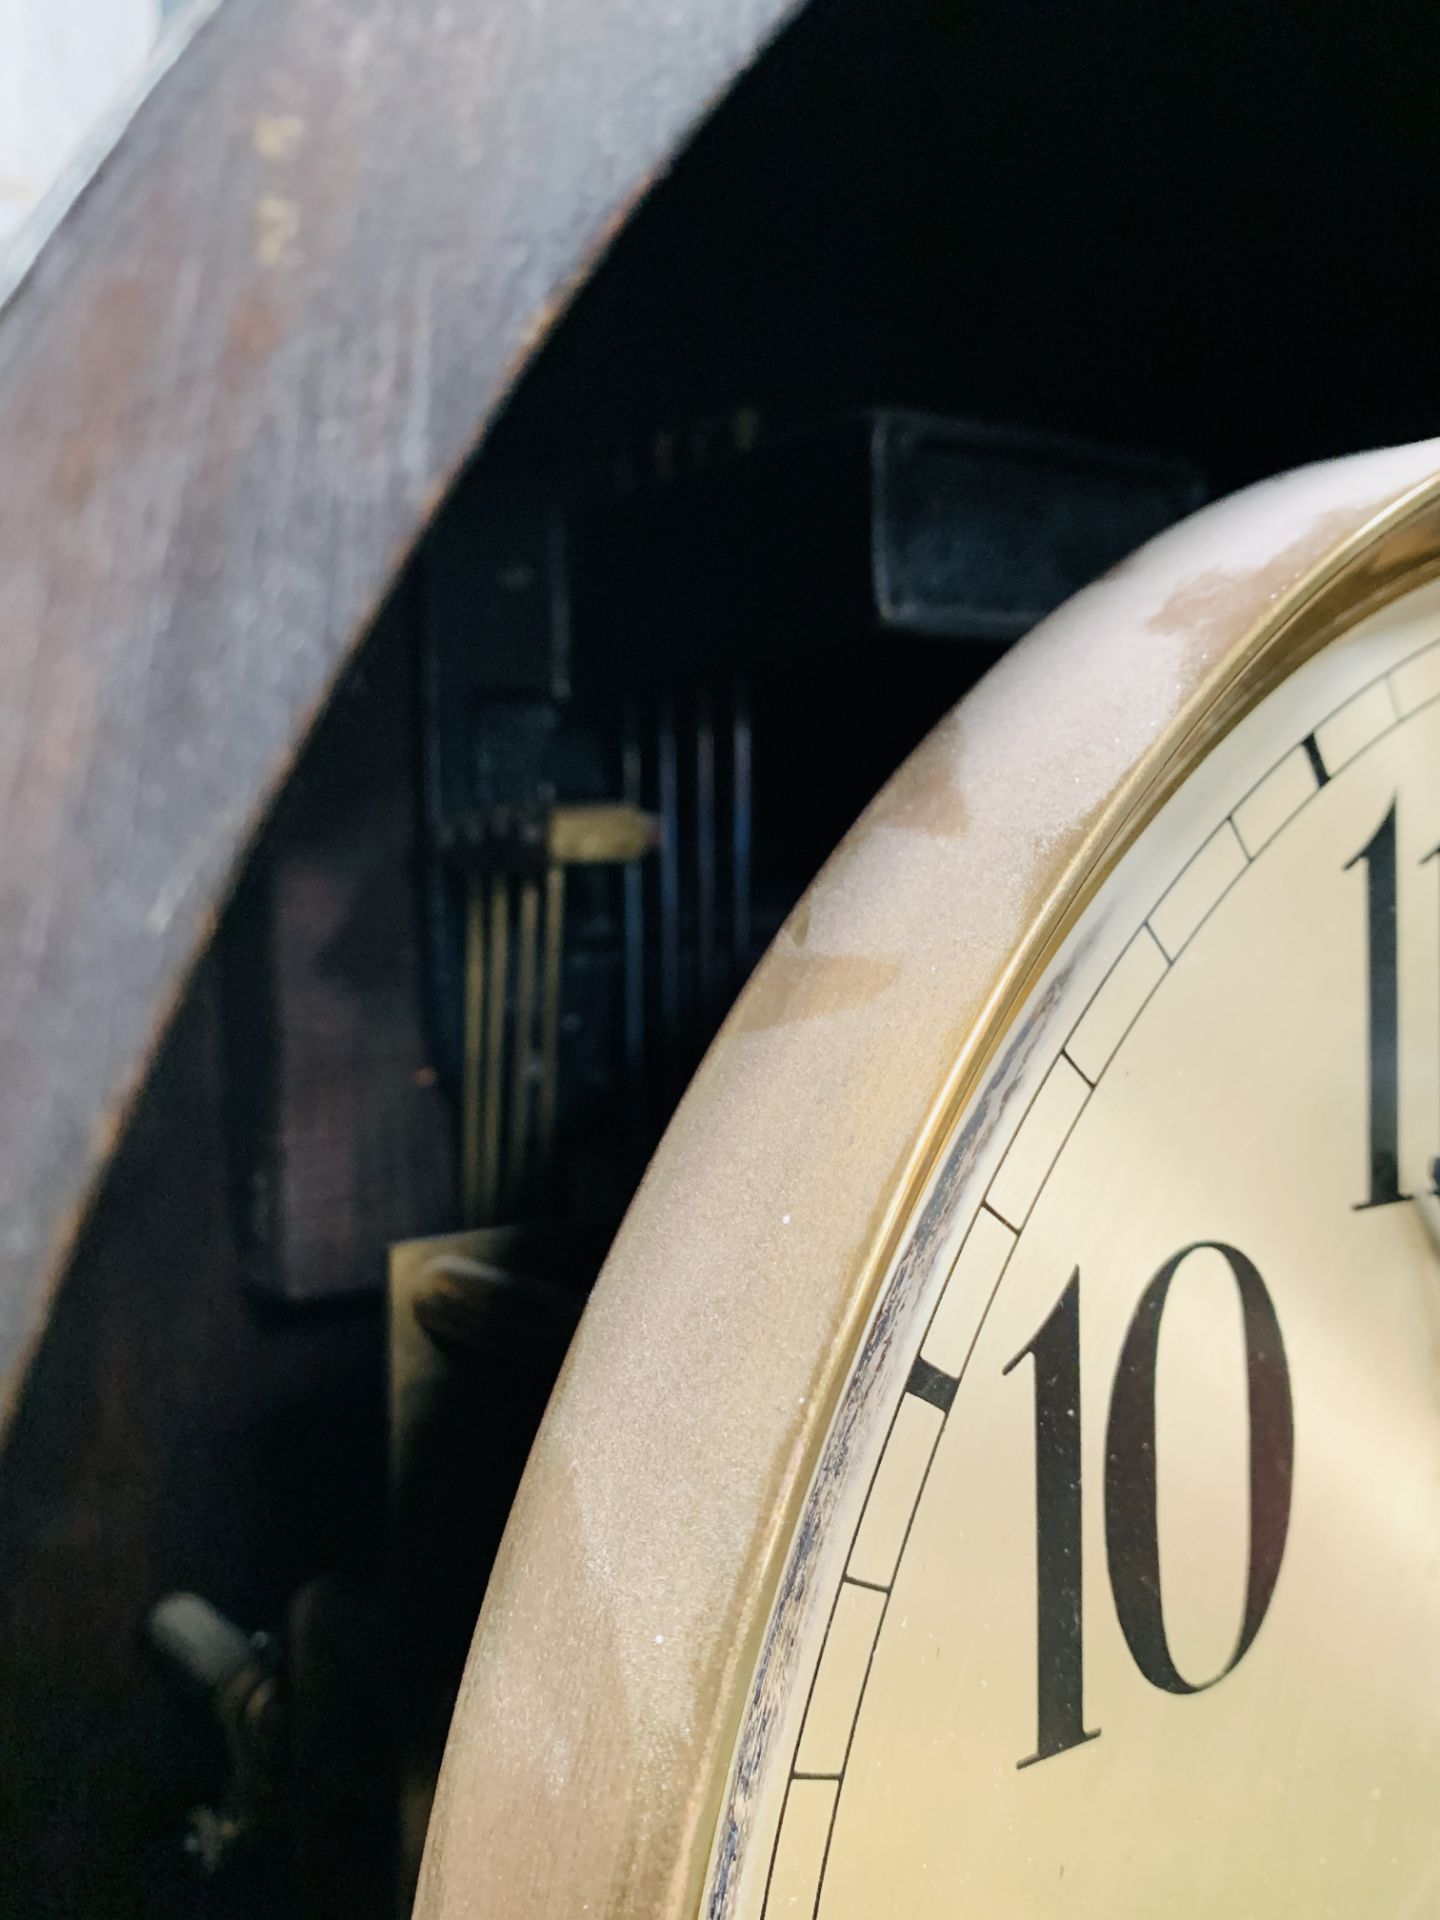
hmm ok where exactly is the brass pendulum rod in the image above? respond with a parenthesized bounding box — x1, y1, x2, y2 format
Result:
(480, 872, 509, 1225)
(537, 863, 566, 1163)
(459, 801, 654, 1225)
(657, 696, 681, 1048)
(461, 873, 486, 1225)
(506, 875, 541, 1212)
(622, 701, 646, 1089)
(696, 684, 717, 1009)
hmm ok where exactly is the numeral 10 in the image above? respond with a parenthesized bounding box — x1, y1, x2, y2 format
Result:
(1005, 1245, 1294, 1769)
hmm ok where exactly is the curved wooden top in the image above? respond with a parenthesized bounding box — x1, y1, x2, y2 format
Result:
(0, 0, 796, 1426)
(415, 440, 1440, 1918)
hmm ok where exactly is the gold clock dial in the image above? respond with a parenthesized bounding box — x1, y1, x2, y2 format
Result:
(709, 586, 1440, 1918)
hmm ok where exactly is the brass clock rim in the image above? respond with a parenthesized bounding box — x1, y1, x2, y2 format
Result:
(885, 465, 1440, 1354)
(697, 461, 1440, 1916)
(416, 444, 1440, 1920)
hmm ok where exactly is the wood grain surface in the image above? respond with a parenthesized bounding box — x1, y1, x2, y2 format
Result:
(0, 0, 796, 1428)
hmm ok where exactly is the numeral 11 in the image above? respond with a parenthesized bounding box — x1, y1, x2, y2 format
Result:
(1346, 800, 1440, 1208)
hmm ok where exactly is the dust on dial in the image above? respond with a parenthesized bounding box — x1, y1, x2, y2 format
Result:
(708, 581, 1440, 1919)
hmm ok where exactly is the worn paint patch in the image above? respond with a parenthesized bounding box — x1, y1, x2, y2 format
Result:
(1148, 508, 1366, 650)
(866, 754, 969, 838)
(729, 946, 900, 1035)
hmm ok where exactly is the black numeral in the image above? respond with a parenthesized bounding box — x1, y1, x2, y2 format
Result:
(1105, 1243, 1293, 1694)
(1002, 1270, 1099, 1766)
(1009, 1244, 1293, 1766)
(1346, 802, 1408, 1207)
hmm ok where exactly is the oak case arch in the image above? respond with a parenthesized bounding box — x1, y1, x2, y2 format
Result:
(0, 0, 801, 1433)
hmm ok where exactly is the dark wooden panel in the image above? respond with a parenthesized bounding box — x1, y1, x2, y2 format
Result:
(0, 586, 460, 1916)
(0, 0, 798, 1426)
(0, 956, 386, 1918)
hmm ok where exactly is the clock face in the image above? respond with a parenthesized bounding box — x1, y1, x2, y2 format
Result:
(707, 583, 1440, 1917)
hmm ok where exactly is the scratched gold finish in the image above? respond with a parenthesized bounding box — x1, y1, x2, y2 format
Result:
(417, 444, 1440, 1920)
